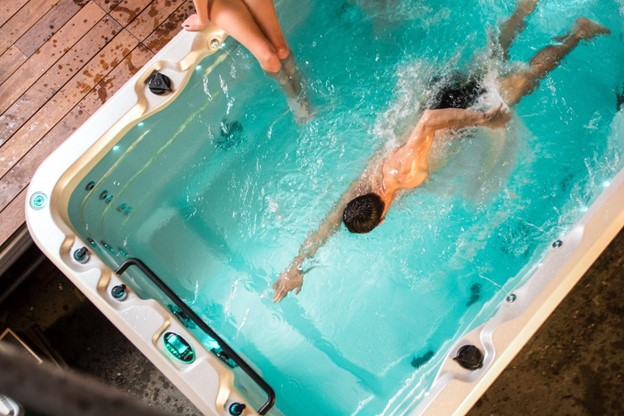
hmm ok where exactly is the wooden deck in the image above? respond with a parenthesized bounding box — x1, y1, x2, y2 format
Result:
(0, 0, 196, 248)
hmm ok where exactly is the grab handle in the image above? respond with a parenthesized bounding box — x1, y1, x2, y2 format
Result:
(115, 258, 276, 415)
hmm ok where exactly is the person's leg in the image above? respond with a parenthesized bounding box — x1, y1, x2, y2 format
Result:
(242, 0, 309, 107)
(210, 0, 307, 103)
(240, 0, 290, 60)
(211, 0, 310, 119)
(210, 0, 283, 72)
(497, 0, 540, 59)
(499, 18, 610, 106)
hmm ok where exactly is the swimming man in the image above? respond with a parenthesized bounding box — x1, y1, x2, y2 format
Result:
(273, 1, 610, 302)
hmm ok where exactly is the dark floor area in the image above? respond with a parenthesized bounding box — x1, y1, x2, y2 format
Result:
(1, 228, 623, 415)
(0, 250, 199, 415)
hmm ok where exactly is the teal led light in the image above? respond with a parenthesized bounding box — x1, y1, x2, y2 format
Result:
(163, 332, 195, 364)
(30, 192, 48, 210)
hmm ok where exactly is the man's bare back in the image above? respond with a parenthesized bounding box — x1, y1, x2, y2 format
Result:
(371, 105, 512, 218)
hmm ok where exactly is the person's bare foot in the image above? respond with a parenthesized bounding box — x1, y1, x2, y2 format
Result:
(517, 0, 539, 16)
(575, 18, 611, 40)
(288, 92, 313, 124)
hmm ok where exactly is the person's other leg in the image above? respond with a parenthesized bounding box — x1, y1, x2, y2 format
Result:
(240, 0, 290, 60)
(497, 0, 540, 59)
(210, 0, 283, 72)
(210, 0, 307, 101)
(242, 0, 309, 105)
(499, 18, 610, 106)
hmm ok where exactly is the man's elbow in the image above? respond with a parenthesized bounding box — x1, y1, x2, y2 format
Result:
(420, 109, 435, 126)
(418, 109, 440, 133)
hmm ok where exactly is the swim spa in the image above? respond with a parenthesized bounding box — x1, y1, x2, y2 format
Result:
(26, 1, 624, 415)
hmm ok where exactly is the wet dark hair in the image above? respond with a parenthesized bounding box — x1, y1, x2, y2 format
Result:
(426, 72, 485, 110)
(343, 193, 385, 233)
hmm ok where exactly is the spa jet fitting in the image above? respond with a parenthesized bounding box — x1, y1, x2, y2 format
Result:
(111, 284, 128, 301)
(73, 247, 90, 264)
(453, 345, 483, 370)
(229, 402, 246, 415)
(146, 71, 172, 95)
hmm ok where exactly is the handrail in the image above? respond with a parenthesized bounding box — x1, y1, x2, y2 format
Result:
(115, 258, 276, 415)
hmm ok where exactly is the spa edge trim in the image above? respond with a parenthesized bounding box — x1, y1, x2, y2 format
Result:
(25, 11, 624, 416)
(115, 258, 275, 414)
(415, 154, 624, 415)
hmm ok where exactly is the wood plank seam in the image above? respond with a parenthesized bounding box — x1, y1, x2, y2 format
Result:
(0, 28, 140, 179)
(0, 1, 107, 116)
(0, 0, 63, 57)
(0, 15, 124, 147)
(15, 0, 90, 58)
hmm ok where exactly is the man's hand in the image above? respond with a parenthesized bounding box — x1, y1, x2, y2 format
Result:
(182, 14, 207, 32)
(272, 266, 304, 302)
(481, 103, 512, 129)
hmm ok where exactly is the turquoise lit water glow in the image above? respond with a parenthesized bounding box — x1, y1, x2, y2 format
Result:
(68, 1, 624, 414)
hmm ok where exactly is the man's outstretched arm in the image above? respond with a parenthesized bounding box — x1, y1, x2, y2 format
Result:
(272, 175, 367, 302)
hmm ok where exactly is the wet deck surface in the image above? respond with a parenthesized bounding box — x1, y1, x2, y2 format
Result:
(0, 0, 195, 246)
(1, 0, 623, 415)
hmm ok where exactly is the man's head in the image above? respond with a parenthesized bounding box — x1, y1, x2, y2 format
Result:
(343, 193, 385, 233)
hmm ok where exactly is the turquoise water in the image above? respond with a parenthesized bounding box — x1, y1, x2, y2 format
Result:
(68, 1, 624, 414)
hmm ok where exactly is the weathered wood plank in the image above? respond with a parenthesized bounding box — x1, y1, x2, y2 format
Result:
(0, 189, 26, 247)
(126, 0, 185, 42)
(1, 16, 123, 145)
(0, 45, 27, 86)
(15, 0, 89, 58)
(91, 0, 124, 14)
(80, 43, 153, 114)
(0, 29, 139, 178)
(0, 0, 62, 56)
(0, 2, 106, 115)
(0, 0, 30, 28)
(0, 106, 89, 211)
(109, 0, 151, 27)
(143, 0, 193, 54)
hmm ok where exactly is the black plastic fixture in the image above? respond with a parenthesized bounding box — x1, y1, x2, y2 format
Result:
(453, 344, 484, 370)
(146, 71, 172, 95)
